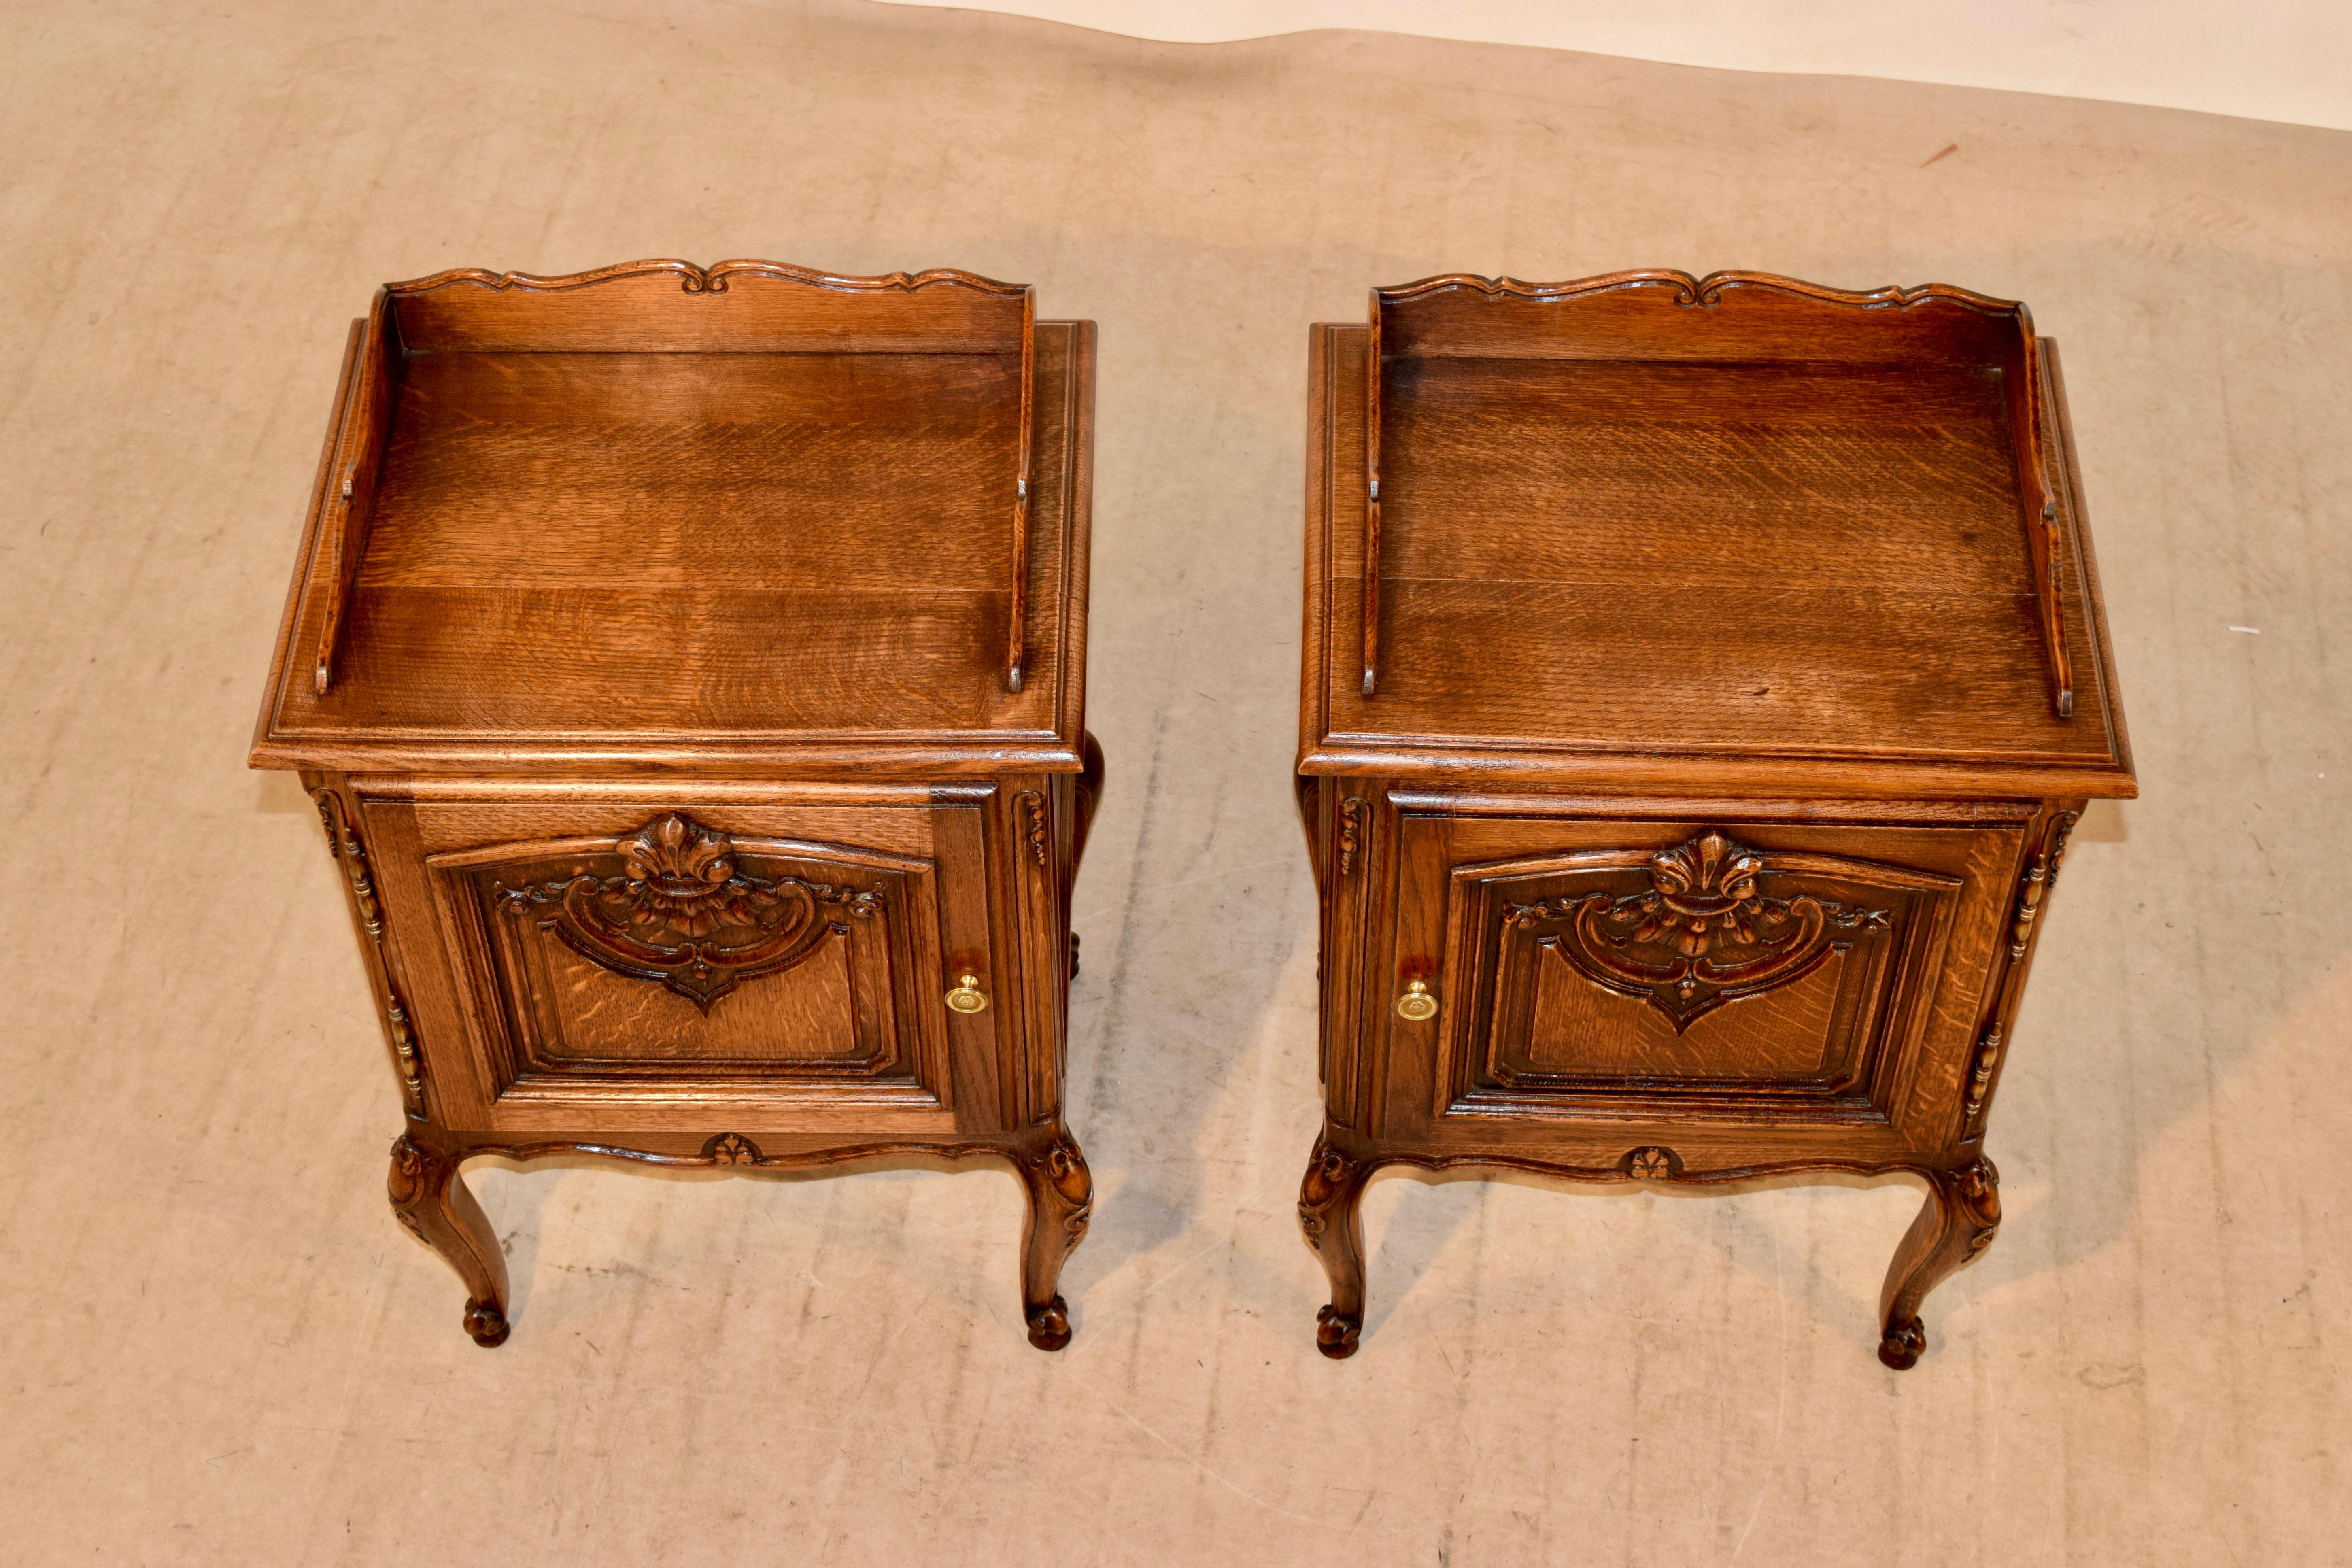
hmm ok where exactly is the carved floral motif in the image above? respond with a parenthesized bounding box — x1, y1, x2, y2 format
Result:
(315, 788, 426, 1118)
(1338, 798, 1366, 879)
(704, 1132, 761, 1166)
(1297, 1138, 1369, 1250)
(496, 812, 882, 1013)
(387, 1135, 431, 1243)
(1625, 1147, 1678, 1180)
(1505, 830, 1890, 1031)
(1955, 1158, 2002, 1258)
(388, 257, 1029, 302)
(1016, 1135, 1093, 1245)
(1377, 269, 2033, 317)
(1018, 791, 1048, 867)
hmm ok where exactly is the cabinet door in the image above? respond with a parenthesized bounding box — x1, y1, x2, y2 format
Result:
(357, 784, 1019, 1137)
(1366, 794, 2030, 1163)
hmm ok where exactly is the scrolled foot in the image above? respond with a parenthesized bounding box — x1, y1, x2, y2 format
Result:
(1026, 1295, 1073, 1352)
(464, 1298, 512, 1348)
(1315, 1305, 1362, 1359)
(1015, 1129, 1092, 1351)
(389, 1135, 513, 1348)
(1875, 1157, 2000, 1367)
(1298, 1130, 1374, 1359)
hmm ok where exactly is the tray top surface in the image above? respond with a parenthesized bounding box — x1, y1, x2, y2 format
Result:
(1303, 273, 2133, 797)
(255, 263, 1091, 774)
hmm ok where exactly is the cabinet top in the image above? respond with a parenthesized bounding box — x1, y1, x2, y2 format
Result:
(1299, 271, 2135, 800)
(251, 260, 1093, 776)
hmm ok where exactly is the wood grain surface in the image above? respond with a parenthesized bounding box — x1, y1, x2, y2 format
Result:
(1302, 317, 2136, 796)
(253, 268, 1092, 772)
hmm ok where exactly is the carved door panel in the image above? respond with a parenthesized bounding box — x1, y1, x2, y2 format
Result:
(357, 787, 1014, 1137)
(1371, 797, 2029, 1158)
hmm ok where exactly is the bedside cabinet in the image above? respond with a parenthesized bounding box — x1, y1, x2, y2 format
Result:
(252, 259, 1102, 1351)
(1294, 271, 2135, 1367)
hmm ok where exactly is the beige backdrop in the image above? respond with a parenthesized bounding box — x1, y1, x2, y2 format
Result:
(2, 2, 2347, 1564)
(882, 0, 2352, 132)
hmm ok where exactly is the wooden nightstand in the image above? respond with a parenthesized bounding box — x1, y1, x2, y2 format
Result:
(1294, 270, 2135, 1367)
(251, 259, 1101, 1351)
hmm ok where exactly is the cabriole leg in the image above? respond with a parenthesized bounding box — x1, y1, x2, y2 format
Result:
(1013, 1128, 1093, 1351)
(1877, 1156, 2002, 1369)
(1297, 1129, 1376, 1359)
(387, 1135, 512, 1347)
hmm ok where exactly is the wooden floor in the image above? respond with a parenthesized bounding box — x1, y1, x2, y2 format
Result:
(2, 2, 2346, 1563)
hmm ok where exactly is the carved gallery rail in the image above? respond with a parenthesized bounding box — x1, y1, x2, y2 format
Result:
(253, 259, 1101, 1350)
(1294, 270, 2135, 1368)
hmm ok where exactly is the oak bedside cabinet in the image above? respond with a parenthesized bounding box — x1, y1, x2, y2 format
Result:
(1294, 270, 2134, 1368)
(251, 259, 1102, 1351)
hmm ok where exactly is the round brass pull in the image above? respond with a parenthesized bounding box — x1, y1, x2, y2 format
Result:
(945, 973, 989, 1014)
(1395, 979, 1438, 1021)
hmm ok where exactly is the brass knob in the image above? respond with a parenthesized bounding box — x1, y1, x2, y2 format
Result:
(945, 973, 988, 1014)
(1395, 979, 1438, 1021)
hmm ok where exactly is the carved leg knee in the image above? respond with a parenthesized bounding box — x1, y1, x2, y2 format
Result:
(1013, 1129, 1092, 1351)
(387, 1135, 512, 1347)
(1298, 1130, 1375, 1359)
(1877, 1157, 2001, 1370)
